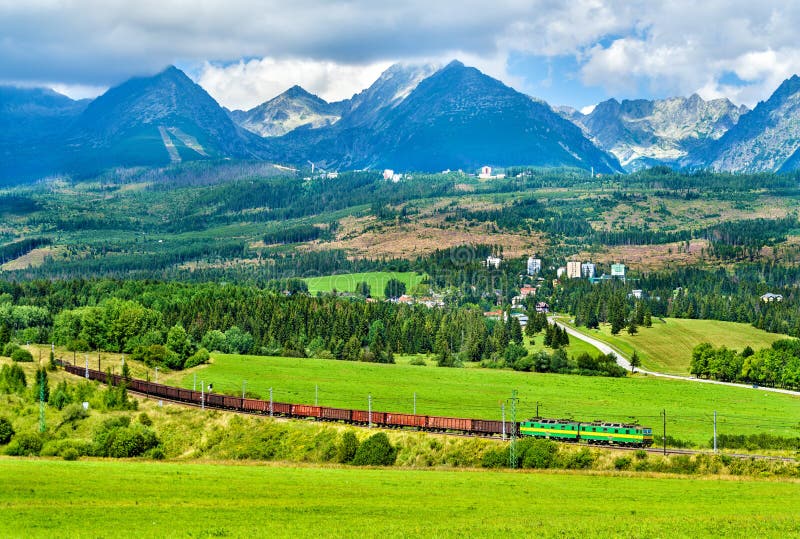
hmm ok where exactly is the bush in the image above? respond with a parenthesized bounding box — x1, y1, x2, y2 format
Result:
(351, 432, 397, 466)
(183, 348, 210, 369)
(59, 403, 89, 428)
(634, 449, 648, 460)
(40, 439, 92, 458)
(0, 417, 14, 444)
(408, 357, 427, 366)
(561, 447, 595, 469)
(2, 342, 20, 357)
(138, 413, 153, 426)
(11, 348, 33, 362)
(519, 439, 559, 469)
(93, 421, 160, 458)
(62, 448, 80, 461)
(480, 447, 508, 468)
(0, 363, 27, 393)
(614, 456, 632, 470)
(337, 431, 360, 463)
(6, 433, 43, 456)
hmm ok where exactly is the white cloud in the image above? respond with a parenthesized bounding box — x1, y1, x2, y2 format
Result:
(196, 59, 393, 110)
(3, 2, 800, 108)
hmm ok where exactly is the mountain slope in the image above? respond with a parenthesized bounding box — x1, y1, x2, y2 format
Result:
(564, 95, 747, 171)
(687, 75, 800, 172)
(65, 66, 258, 173)
(0, 87, 89, 183)
(276, 61, 622, 173)
(230, 85, 345, 137)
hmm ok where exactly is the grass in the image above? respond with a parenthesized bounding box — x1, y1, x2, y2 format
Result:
(2, 459, 799, 538)
(178, 353, 800, 446)
(303, 271, 425, 298)
(525, 332, 601, 358)
(561, 318, 787, 374)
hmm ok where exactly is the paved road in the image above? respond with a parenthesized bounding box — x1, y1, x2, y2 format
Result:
(549, 317, 800, 397)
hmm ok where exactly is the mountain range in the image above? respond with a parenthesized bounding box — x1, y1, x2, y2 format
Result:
(3, 60, 800, 183)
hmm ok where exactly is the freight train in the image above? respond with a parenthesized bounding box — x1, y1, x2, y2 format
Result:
(63, 364, 653, 447)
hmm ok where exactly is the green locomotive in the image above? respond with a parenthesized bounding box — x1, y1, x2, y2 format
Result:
(519, 418, 653, 447)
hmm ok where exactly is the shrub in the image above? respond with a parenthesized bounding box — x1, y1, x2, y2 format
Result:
(0, 417, 14, 444)
(519, 439, 559, 469)
(138, 413, 153, 426)
(93, 421, 160, 458)
(351, 432, 397, 466)
(62, 448, 80, 461)
(562, 447, 595, 469)
(614, 456, 633, 470)
(634, 449, 648, 460)
(0, 363, 27, 393)
(60, 403, 90, 427)
(337, 431, 360, 463)
(409, 357, 427, 366)
(50, 387, 71, 410)
(11, 348, 33, 362)
(183, 348, 210, 369)
(481, 447, 508, 468)
(2, 342, 20, 357)
(6, 433, 43, 456)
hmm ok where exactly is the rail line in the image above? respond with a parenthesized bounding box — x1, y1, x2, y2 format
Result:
(62, 362, 797, 463)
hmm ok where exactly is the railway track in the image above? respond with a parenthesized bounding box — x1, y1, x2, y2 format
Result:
(123, 378, 797, 463)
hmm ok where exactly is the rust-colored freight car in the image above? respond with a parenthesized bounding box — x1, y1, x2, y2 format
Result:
(206, 393, 225, 408)
(385, 413, 426, 428)
(223, 396, 242, 409)
(242, 398, 266, 413)
(352, 410, 387, 425)
(471, 419, 515, 436)
(427, 416, 473, 432)
(292, 404, 322, 418)
(321, 407, 351, 421)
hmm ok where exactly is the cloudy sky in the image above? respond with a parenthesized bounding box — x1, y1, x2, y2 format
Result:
(2, 1, 799, 111)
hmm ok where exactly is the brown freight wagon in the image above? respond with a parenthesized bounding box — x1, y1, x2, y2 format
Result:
(165, 386, 180, 400)
(385, 413, 426, 428)
(223, 396, 242, 409)
(471, 419, 514, 436)
(352, 410, 387, 425)
(272, 402, 292, 415)
(292, 404, 322, 418)
(243, 398, 267, 413)
(321, 407, 351, 421)
(206, 393, 225, 407)
(427, 416, 473, 432)
(177, 388, 194, 403)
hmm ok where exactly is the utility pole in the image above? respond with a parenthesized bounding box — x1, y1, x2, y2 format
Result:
(509, 390, 519, 468)
(193, 373, 196, 391)
(85, 354, 89, 379)
(413, 392, 417, 415)
(315, 384, 319, 406)
(536, 401, 542, 418)
(368, 394, 373, 428)
(242, 380, 247, 399)
(713, 411, 717, 453)
(155, 366, 159, 383)
(661, 409, 666, 456)
(201, 381, 205, 410)
(98, 351, 101, 371)
(269, 387, 273, 417)
(502, 403, 506, 441)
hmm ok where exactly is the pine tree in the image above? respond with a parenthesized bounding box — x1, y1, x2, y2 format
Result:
(510, 316, 523, 344)
(627, 319, 638, 335)
(630, 350, 641, 373)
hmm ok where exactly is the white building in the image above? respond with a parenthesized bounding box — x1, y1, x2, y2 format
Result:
(581, 263, 596, 278)
(556, 267, 566, 279)
(479, 166, 493, 178)
(566, 261, 582, 279)
(527, 257, 542, 275)
(383, 169, 394, 180)
(486, 255, 502, 269)
(611, 263, 626, 278)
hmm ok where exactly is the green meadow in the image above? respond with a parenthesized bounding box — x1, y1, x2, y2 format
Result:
(2, 459, 799, 538)
(562, 318, 787, 374)
(303, 271, 425, 297)
(179, 353, 800, 446)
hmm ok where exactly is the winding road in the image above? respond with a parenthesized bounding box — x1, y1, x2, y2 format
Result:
(549, 317, 800, 397)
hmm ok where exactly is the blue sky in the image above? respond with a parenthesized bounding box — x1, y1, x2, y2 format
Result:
(0, 1, 796, 110)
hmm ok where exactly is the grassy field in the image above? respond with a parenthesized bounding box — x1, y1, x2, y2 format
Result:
(303, 271, 425, 298)
(560, 318, 787, 374)
(525, 333, 601, 358)
(2, 459, 799, 538)
(177, 353, 800, 445)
